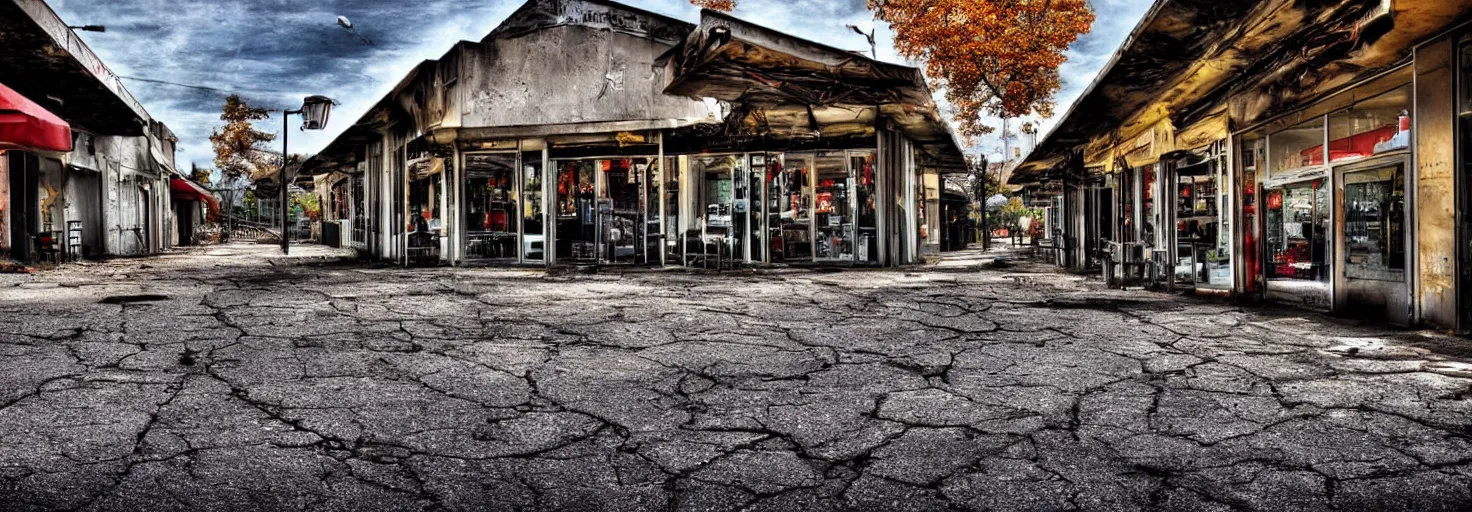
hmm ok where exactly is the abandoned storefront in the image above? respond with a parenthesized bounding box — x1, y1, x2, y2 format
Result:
(1, 0, 182, 264)
(1008, 0, 1472, 332)
(299, 0, 962, 269)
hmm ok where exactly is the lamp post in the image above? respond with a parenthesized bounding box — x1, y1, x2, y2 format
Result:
(280, 95, 335, 255)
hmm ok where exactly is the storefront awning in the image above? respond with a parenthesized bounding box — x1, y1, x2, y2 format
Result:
(170, 178, 221, 213)
(0, 81, 72, 153)
(663, 10, 966, 170)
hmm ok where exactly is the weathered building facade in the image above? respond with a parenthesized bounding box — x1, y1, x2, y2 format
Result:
(1011, 0, 1472, 332)
(0, 0, 183, 262)
(300, 0, 962, 268)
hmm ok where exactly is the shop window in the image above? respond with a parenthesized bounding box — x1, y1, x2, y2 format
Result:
(407, 162, 443, 264)
(351, 175, 366, 246)
(645, 158, 663, 264)
(1268, 116, 1325, 174)
(1343, 162, 1405, 281)
(332, 179, 350, 220)
(1264, 179, 1329, 282)
(1327, 85, 1411, 165)
(1174, 159, 1219, 286)
(745, 154, 768, 262)
(1118, 169, 1135, 244)
(685, 155, 748, 264)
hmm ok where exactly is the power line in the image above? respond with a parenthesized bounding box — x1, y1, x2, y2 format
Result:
(119, 76, 290, 96)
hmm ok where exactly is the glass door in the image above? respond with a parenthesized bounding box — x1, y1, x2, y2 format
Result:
(772, 153, 813, 262)
(745, 154, 769, 264)
(852, 151, 878, 265)
(597, 159, 645, 265)
(521, 150, 545, 263)
(814, 152, 854, 262)
(463, 153, 518, 262)
(688, 155, 745, 265)
(554, 160, 597, 263)
(663, 157, 683, 265)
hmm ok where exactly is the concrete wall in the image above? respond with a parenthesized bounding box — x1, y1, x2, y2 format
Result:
(457, 24, 709, 130)
(1413, 38, 1458, 330)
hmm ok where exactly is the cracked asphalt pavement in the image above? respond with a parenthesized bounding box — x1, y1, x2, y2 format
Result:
(1, 245, 1471, 511)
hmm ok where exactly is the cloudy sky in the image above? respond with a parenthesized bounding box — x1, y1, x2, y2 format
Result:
(49, 0, 1152, 171)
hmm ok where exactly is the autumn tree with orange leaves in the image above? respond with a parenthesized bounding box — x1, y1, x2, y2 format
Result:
(695, 0, 1092, 139)
(870, 0, 1093, 138)
(689, 0, 735, 11)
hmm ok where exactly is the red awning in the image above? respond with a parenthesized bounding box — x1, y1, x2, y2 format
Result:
(0, 81, 72, 153)
(170, 178, 221, 216)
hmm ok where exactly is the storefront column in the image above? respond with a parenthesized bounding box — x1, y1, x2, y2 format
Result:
(543, 144, 556, 268)
(656, 132, 666, 267)
(875, 128, 889, 266)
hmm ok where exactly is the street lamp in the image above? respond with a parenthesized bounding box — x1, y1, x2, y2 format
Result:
(67, 25, 105, 32)
(280, 95, 335, 255)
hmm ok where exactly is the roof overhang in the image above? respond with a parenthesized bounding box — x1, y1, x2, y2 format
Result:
(0, 0, 149, 136)
(1011, 0, 1472, 185)
(663, 10, 965, 170)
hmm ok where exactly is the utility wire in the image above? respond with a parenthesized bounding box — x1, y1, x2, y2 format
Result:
(119, 76, 291, 96)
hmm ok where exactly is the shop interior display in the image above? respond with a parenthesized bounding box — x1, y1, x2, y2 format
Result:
(1173, 160, 1229, 287)
(600, 159, 644, 263)
(465, 153, 517, 260)
(814, 154, 853, 261)
(1265, 180, 1328, 282)
(555, 160, 596, 261)
(1240, 137, 1262, 292)
(770, 156, 812, 261)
